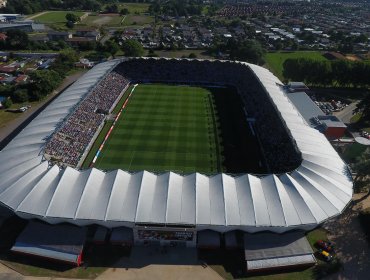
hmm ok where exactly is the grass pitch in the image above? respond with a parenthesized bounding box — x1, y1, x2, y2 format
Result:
(93, 84, 221, 173)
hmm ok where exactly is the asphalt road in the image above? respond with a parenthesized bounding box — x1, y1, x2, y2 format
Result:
(333, 101, 359, 124)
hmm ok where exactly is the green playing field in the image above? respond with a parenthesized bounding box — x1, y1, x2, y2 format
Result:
(93, 84, 222, 173)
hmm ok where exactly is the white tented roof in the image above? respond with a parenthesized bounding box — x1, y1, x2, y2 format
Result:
(0, 58, 353, 232)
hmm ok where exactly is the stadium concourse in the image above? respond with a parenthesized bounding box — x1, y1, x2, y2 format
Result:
(0, 58, 352, 251)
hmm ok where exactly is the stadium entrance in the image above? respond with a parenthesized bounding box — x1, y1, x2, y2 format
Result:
(133, 226, 196, 247)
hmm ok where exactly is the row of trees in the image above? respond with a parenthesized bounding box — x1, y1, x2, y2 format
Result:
(2, 0, 148, 15)
(283, 58, 370, 88)
(149, 0, 203, 17)
(1, 0, 103, 14)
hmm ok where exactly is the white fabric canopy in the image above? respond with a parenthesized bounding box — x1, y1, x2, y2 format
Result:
(0, 58, 353, 232)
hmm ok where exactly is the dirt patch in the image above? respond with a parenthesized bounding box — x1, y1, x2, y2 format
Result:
(345, 55, 362, 61)
(93, 16, 114, 26)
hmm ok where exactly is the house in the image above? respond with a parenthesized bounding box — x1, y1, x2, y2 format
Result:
(47, 31, 72, 41)
(75, 28, 100, 41)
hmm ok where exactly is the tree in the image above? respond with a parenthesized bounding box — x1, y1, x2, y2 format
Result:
(352, 148, 370, 191)
(6, 29, 29, 49)
(29, 70, 62, 100)
(12, 88, 29, 103)
(356, 95, 370, 123)
(50, 50, 78, 77)
(121, 39, 144, 57)
(229, 40, 265, 65)
(188, 53, 197, 59)
(2, 98, 12, 109)
(66, 21, 75, 29)
(104, 40, 119, 57)
(65, 13, 80, 23)
(120, 8, 129, 15)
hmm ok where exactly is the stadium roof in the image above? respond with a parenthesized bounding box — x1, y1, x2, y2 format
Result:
(11, 221, 86, 265)
(0, 58, 352, 232)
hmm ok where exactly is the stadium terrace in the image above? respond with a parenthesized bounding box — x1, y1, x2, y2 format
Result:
(0, 58, 352, 247)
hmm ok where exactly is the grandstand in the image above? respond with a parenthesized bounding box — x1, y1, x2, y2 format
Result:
(0, 58, 352, 248)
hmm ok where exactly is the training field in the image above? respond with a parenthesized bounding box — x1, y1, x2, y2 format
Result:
(93, 84, 221, 173)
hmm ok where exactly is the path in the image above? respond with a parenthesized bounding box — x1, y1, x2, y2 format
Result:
(0, 70, 87, 145)
(323, 193, 370, 280)
(26, 12, 48, 20)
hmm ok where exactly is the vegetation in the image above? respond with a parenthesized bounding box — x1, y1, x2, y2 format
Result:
(351, 148, 370, 192)
(149, 0, 203, 17)
(33, 11, 84, 23)
(209, 39, 265, 65)
(283, 58, 370, 87)
(121, 39, 144, 57)
(265, 51, 326, 80)
(1, 0, 101, 14)
(2, 98, 12, 109)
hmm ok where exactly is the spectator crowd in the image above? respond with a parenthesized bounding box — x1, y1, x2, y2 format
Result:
(44, 71, 129, 167)
(44, 58, 302, 172)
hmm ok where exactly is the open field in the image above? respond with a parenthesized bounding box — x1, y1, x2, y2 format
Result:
(265, 51, 327, 80)
(0, 101, 39, 129)
(32, 11, 84, 23)
(81, 14, 124, 27)
(122, 14, 154, 26)
(117, 3, 150, 14)
(93, 84, 221, 173)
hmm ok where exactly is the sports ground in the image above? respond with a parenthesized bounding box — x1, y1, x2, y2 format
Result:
(90, 84, 221, 173)
(83, 83, 264, 174)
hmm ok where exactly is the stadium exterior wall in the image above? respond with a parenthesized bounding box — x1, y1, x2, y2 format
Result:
(0, 58, 353, 235)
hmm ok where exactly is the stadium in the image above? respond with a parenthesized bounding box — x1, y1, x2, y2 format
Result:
(0, 58, 352, 250)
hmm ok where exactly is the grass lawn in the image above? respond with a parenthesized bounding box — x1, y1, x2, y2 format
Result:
(117, 3, 150, 14)
(122, 14, 154, 26)
(33, 11, 84, 23)
(341, 143, 368, 163)
(81, 14, 124, 27)
(265, 51, 327, 80)
(0, 100, 41, 129)
(92, 84, 221, 173)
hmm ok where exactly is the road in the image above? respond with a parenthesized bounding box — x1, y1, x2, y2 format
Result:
(0, 70, 87, 146)
(333, 101, 359, 124)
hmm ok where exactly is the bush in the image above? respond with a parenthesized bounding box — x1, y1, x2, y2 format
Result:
(12, 89, 29, 103)
(2, 98, 12, 109)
